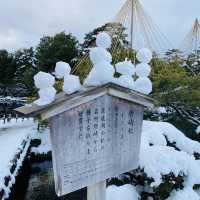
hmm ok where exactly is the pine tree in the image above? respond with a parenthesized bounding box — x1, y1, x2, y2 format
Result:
(36, 32, 79, 73)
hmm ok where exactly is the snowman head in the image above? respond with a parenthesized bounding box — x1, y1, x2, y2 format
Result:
(34, 72, 55, 89)
(96, 32, 112, 49)
(136, 48, 152, 64)
(55, 61, 71, 79)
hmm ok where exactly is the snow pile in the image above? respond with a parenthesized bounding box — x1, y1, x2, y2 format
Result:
(84, 32, 115, 86)
(55, 61, 81, 95)
(106, 185, 140, 200)
(134, 48, 152, 95)
(0, 121, 36, 199)
(31, 128, 51, 155)
(114, 59, 135, 90)
(34, 72, 56, 106)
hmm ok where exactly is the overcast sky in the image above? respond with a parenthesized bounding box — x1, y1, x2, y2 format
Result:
(0, 0, 199, 51)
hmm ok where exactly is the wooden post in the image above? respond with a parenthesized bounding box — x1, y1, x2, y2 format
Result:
(87, 181, 106, 200)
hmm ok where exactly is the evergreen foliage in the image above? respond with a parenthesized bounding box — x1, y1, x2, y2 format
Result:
(36, 32, 79, 73)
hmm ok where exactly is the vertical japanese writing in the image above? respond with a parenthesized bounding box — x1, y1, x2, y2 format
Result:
(78, 111, 84, 140)
(86, 109, 91, 155)
(119, 111, 125, 146)
(128, 110, 134, 134)
(93, 108, 99, 153)
(100, 107, 106, 150)
(114, 106, 119, 130)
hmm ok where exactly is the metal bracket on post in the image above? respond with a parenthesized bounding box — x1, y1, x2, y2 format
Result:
(87, 181, 106, 200)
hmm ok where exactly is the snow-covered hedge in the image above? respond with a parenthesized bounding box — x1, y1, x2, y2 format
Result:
(108, 121, 200, 199)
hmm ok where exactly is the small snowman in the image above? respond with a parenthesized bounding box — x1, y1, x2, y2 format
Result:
(34, 72, 56, 106)
(55, 61, 81, 95)
(134, 48, 153, 95)
(115, 58, 135, 90)
(84, 32, 115, 86)
(55, 61, 71, 79)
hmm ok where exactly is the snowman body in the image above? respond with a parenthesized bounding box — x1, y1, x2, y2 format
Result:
(63, 75, 81, 94)
(134, 48, 153, 95)
(114, 60, 135, 90)
(84, 32, 114, 87)
(55, 61, 81, 95)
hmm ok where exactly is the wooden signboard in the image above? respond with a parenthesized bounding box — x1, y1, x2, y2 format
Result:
(16, 83, 154, 199)
(49, 95, 144, 196)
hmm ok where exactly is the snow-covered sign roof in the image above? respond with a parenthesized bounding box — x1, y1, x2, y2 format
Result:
(15, 83, 154, 120)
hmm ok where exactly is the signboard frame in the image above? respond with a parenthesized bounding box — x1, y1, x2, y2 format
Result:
(49, 95, 144, 196)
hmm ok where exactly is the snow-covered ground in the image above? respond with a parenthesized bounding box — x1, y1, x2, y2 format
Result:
(0, 119, 36, 200)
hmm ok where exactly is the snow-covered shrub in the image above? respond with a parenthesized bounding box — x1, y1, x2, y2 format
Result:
(108, 121, 200, 199)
